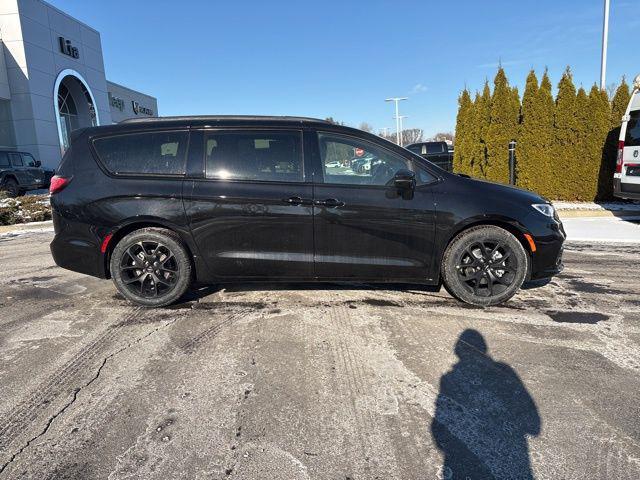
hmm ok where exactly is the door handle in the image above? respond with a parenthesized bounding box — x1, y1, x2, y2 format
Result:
(283, 196, 312, 206)
(315, 198, 345, 208)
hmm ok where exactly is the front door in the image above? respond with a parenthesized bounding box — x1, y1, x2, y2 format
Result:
(8, 153, 28, 186)
(184, 129, 314, 279)
(310, 131, 436, 281)
(21, 153, 43, 187)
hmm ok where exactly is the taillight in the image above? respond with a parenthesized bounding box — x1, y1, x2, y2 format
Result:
(615, 141, 625, 174)
(49, 175, 71, 194)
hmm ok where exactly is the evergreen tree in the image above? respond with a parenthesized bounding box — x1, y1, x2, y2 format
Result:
(598, 78, 632, 199)
(552, 67, 578, 199)
(585, 85, 611, 200)
(466, 92, 481, 176)
(536, 70, 556, 199)
(473, 81, 492, 178)
(453, 89, 472, 174)
(572, 87, 590, 199)
(516, 70, 540, 191)
(485, 68, 520, 183)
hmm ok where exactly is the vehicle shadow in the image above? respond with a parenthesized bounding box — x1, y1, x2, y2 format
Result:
(431, 329, 541, 480)
(172, 282, 443, 307)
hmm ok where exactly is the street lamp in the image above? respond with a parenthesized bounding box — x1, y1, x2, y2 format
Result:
(600, 0, 610, 90)
(385, 97, 407, 145)
(398, 115, 408, 147)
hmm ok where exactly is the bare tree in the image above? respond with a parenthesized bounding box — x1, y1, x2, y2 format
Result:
(358, 122, 374, 133)
(606, 82, 618, 99)
(432, 131, 455, 143)
(401, 128, 424, 146)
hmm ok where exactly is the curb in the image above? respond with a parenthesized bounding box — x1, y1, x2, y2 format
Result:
(0, 220, 53, 235)
(557, 210, 640, 219)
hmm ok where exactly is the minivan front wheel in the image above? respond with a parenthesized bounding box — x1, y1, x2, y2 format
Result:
(442, 225, 528, 307)
(110, 228, 192, 307)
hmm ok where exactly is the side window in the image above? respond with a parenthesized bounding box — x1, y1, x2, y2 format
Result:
(318, 132, 410, 186)
(416, 167, 437, 185)
(625, 111, 640, 147)
(9, 153, 23, 167)
(93, 131, 188, 175)
(426, 143, 443, 154)
(21, 153, 35, 167)
(0, 152, 9, 167)
(205, 130, 303, 182)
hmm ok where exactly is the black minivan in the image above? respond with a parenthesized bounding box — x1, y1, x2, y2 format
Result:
(50, 116, 565, 307)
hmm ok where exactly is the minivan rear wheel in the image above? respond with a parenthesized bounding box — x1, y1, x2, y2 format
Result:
(441, 225, 528, 307)
(110, 228, 191, 307)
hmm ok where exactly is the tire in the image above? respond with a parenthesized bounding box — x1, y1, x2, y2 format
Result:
(110, 228, 192, 307)
(441, 225, 528, 307)
(1, 178, 20, 198)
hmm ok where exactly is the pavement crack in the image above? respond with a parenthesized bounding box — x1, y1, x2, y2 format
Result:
(0, 317, 178, 476)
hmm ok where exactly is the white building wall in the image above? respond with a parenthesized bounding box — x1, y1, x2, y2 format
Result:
(0, 0, 157, 169)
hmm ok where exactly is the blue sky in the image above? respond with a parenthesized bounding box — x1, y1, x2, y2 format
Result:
(53, 0, 639, 137)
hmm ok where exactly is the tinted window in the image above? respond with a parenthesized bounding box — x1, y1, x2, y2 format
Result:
(426, 143, 444, 154)
(626, 111, 640, 147)
(205, 131, 302, 182)
(9, 153, 22, 166)
(21, 153, 35, 167)
(93, 131, 188, 175)
(417, 167, 437, 184)
(319, 133, 411, 186)
(0, 152, 9, 167)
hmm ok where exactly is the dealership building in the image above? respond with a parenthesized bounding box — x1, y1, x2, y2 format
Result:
(0, 0, 158, 169)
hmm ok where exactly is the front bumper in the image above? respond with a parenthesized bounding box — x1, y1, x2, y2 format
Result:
(527, 220, 565, 281)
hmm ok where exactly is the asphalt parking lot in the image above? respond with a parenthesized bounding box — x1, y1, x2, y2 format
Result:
(1, 231, 639, 479)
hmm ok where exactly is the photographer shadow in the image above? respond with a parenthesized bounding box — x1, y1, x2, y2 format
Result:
(431, 329, 541, 479)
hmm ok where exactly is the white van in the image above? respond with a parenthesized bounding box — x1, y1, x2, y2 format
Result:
(614, 75, 640, 200)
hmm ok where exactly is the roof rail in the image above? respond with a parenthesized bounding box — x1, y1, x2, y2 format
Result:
(120, 115, 331, 124)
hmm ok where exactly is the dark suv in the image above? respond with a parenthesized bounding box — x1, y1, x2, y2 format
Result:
(49, 116, 565, 307)
(0, 150, 48, 196)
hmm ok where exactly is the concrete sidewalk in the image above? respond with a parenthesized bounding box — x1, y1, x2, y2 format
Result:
(561, 215, 640, 243)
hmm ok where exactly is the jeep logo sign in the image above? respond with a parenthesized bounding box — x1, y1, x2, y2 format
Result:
(132, 101, 154, 116)
(108, 92, 124, 111)
(59, 37, 79, 59)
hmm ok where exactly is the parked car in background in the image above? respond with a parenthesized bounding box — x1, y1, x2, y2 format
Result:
(0, 150, 48, 197)
(405, 141, 453, 171)
(49, 116, 564, 308)
(614, 75, 640, 200)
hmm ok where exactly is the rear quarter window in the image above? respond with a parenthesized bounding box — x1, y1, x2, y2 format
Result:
(626, 111, 640, 147)
(93, 130, 189, 175)
(0, 152, 9, 167)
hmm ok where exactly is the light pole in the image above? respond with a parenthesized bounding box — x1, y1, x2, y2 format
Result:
(398, 115, 408, 146)
(385, 97, 407, 145)
(600, 0, 610, 90)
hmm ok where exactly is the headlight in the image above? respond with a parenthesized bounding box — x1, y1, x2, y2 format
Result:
(532, 203, 555, 217)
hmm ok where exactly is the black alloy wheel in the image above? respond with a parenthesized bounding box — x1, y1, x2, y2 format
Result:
(442, 225, 528, 306)
(119, 241, 179, 298)
(1, 178, 20, 198)
(456, 240, 516, 298)
(110, 228, 191, 307)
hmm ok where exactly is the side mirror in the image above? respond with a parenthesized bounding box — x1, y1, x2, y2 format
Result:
(35, 160, 41, 167)
(393, 169, 416, 190)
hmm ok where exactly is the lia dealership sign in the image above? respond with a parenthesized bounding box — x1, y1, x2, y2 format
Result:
(59, 37, 79, 59)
